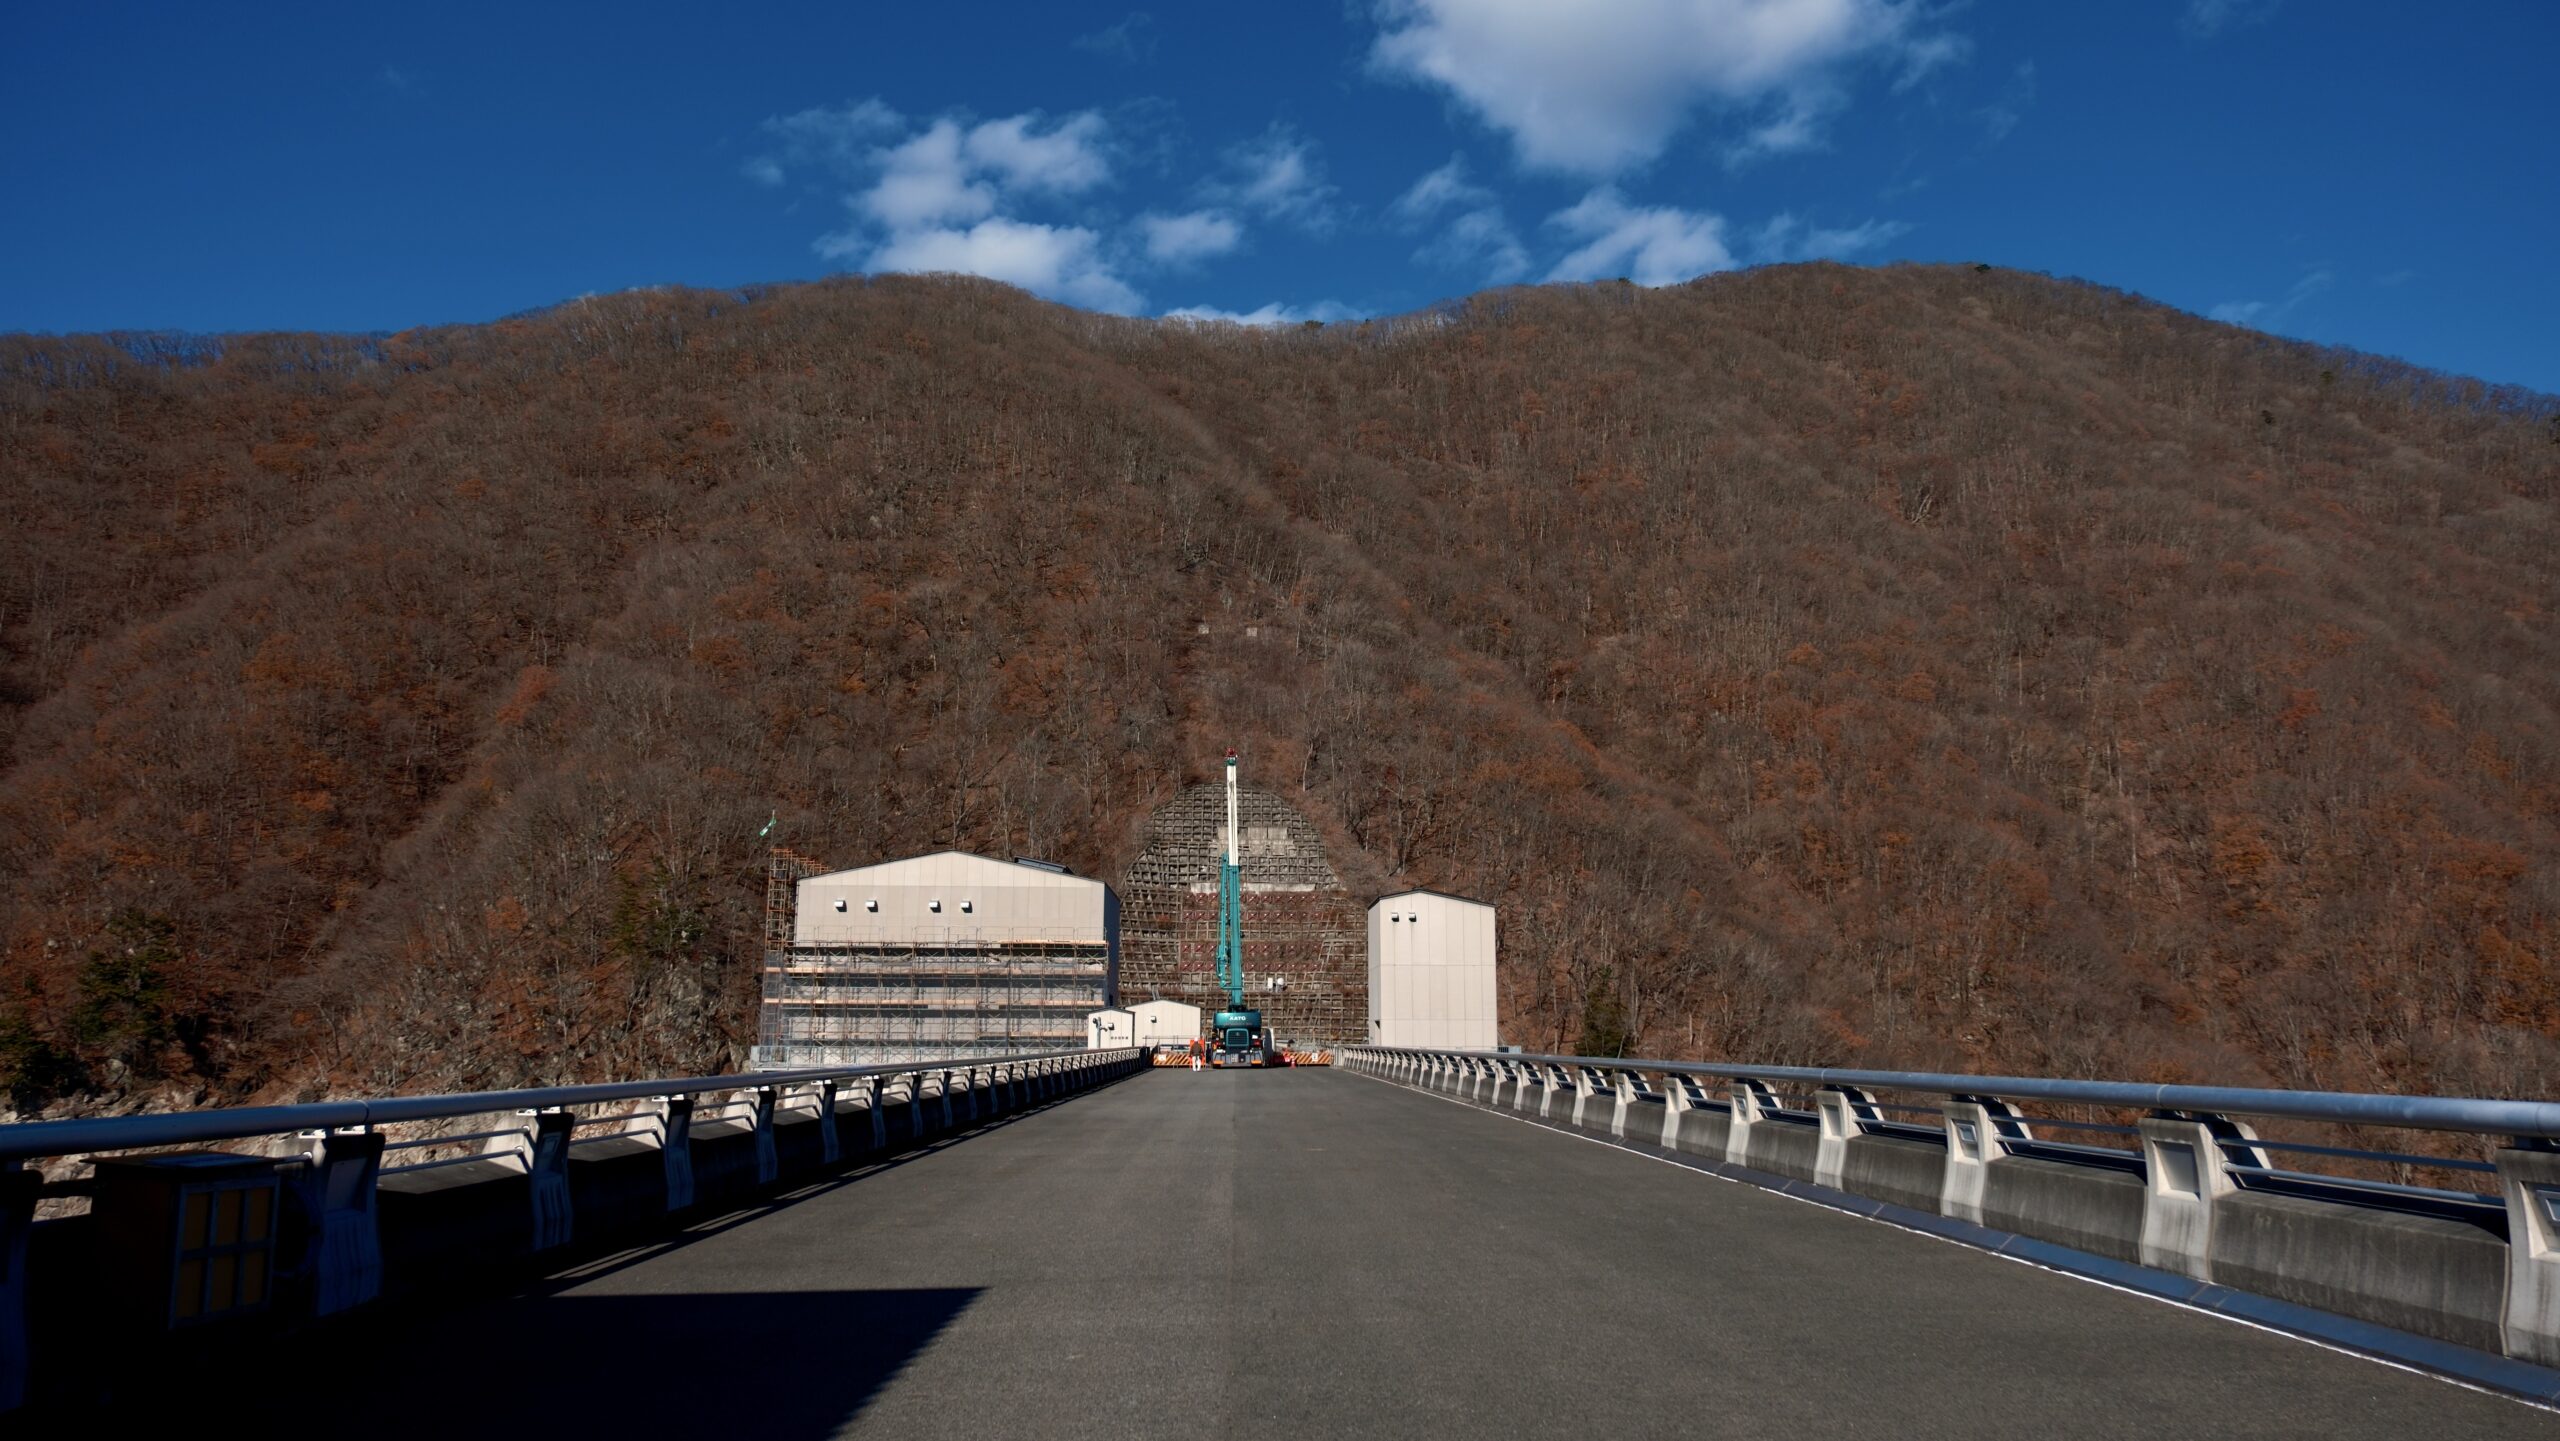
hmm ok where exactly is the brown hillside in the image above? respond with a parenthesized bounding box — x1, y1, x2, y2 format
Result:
(2, 264, 2554, 1108)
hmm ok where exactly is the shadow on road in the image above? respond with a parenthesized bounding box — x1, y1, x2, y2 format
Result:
(290, 1286, 983, 1438)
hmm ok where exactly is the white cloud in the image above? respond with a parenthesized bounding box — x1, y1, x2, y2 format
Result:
(1163, 300, 1366, 326)
(1727, 88, 1839, 164)
(870, 219, 1144, 313)
(1892, 32, 1969, 91)
(2182, 0, 2281, 39)
(1545, 187, 1735, 286)
(2209, 267, 2333, 330)
(1073, 12, 1158, 64)
(760, 99, 1146, 314)
(1751, 212, 1909, 261)
(860, 120, 999, 229)
(1394, 157, 1529, 281)
(1140, 210, 1244, 265)
(1977, 61, 2035, 143)
(1211, 127, 1339, 230)
(757, 98, 906, 177)
(1427, 208, 1533, 282)
(1391, 155, 1490, 221)
(1369, 0, 1963, 176)
(963, 113, 1113, 195)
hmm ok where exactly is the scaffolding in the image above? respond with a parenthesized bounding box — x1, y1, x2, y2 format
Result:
(760, 937, 1113, 1067)
(1120, 781, 1367, 1047)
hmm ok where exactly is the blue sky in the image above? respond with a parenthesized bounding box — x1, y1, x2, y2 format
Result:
(3, 2, 2552, 391)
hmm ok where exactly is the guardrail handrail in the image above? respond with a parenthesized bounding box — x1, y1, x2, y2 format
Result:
(0, 1050, 1104, 1164)
(1356, 1048, 2560, 1139)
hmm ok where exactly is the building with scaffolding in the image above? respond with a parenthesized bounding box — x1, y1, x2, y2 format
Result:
(754, 850, 1120, 1068)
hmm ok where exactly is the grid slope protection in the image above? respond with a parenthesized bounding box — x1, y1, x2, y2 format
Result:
(1120, 783, 1366, 1048)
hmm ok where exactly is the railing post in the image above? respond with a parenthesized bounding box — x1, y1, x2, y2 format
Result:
(482, 1108, 574, 1252)
(957, 1069, 979, 1125)
(1570, 1066, 1603, 1128)
(1488, 1060, 1516, 1108)
(865, 1077, 888, 1151)
(2, 1162, 39, 1412)
(1940, 1097, 2030, 1222)
(2138, 1112, 2264, 1280)
(293, 1127, 385, 1314)
(1724, 1078, 1777, 1165)
(750, 1086, 779, 1185)
(1515, 1064, 1556, 1121)
(1661, 1072, 1707, 1147)
(1815, 1086, 1879, 1190)
(812, 1080, 842, 1166)
(1608, 1072, 1639, 1137)
(530, 1110, 575, 1251)
(2494, 1144, 2560, 1364)
(652, 1095, 696, 1210)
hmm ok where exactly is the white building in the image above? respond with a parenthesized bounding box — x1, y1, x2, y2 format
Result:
(1130, 999, 1202, 1047)
(1085, 1008, 1137, 1049)
(1366, 890, 1497, 1050)
(757, 851, 1119, 1068)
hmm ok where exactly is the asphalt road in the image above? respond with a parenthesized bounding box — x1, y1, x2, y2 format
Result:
(299, 1068, 2552, 1439)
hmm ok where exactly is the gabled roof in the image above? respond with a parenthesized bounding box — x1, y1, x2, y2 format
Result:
(804, 849, 1112, 889)
(1372, 887, 1493, 909)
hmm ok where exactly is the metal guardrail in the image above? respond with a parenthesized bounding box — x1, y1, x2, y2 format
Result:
(0, 1046, 1145, 1412)
(0, 1051, 1103, 1164)
(1365, 1048, 2560, 1140)
(1346, 1044, 2560, 1381)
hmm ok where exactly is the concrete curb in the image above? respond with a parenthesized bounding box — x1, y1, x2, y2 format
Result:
(1347, 1064, 2560, 1412)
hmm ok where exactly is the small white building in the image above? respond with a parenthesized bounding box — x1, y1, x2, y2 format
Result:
(1086, 1008, 1137, 1049)
(1367, 890, 1497, 1050)
(1130, 999, 1202, 1047)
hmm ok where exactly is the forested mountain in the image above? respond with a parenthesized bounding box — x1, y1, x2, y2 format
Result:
(3, 263, 2554, 1112)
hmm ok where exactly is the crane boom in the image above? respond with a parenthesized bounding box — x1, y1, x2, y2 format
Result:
(1208, 749, 1270, 1067)
(1215, 749, 1245, 1008)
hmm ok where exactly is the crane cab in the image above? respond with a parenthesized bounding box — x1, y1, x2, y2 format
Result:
(1209, 1007, 1269, 1067)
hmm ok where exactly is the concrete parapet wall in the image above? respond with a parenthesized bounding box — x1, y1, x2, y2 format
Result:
(1840, 1134, 1947, 1214)
(1340, 1047, 2560, 1392)
(1977, 1156, 2145, 1263)
(2211, 1191, 2508, 1352)
(1743, 1122, 1821, 1183)
(1672, 1109, 1730, 1160)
